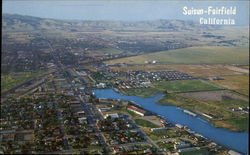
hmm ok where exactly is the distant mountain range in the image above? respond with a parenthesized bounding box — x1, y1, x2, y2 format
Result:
(2, 13, 217, 32)
(2, 14, 249, 53)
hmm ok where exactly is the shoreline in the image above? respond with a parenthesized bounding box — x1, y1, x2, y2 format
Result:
(92, 88, 248, 154)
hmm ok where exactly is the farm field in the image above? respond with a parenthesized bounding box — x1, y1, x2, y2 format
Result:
(106, 46, 249, 65)
(1, 71, 47, 92)
(211, 75, 249, 96)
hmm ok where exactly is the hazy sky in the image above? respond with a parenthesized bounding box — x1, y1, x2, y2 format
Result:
(3, 0, 249, 25)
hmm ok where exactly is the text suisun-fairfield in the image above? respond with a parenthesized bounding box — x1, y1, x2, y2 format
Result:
(183, 6, 236, 15)
(183, 6, 236, 25)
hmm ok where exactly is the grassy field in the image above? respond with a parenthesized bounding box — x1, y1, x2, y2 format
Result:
(158, 93, 249, 132)
(106, 46, 249, 65)
(179, 148, 209, 155)
(134, 119, 160, 128)
(121, 80, 222, 97)
(1, 71, 47, 92)
(211, 75, 249, 96)
(120, 87, 159, 98)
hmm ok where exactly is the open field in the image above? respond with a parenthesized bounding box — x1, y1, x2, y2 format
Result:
(154, 80, 222, 93)
(121, 80, 223, 97)
(106, 46, 249, 65)
(179, 90, 249, 101)
(211, 75, 249, 96)
(163, 64, 244, 78)
(1, 71, 47, 92)
(158, 93, 249, 132)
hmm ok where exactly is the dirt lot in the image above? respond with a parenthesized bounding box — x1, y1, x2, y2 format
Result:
(179, 90, 249, 101)
(138, 116, 163, 127)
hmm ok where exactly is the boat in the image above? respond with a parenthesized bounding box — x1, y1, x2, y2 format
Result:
(183, 109, 197, 117)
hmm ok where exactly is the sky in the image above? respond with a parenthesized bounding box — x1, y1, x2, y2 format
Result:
(3, 0, 249, 25)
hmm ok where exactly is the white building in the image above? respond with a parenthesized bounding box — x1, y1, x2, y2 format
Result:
(104, 113, 119, 119)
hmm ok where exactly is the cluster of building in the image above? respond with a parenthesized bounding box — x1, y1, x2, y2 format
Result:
(89, 63, 196, 90)
(126, 70, 196, 82)
(229, 106, 249, 114)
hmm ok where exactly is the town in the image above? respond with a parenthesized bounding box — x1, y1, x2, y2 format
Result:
(1, 13, 249, 155)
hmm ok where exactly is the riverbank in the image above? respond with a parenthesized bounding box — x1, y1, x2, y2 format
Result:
(157, 93, 249, 132)
(118, 84, 248, 132)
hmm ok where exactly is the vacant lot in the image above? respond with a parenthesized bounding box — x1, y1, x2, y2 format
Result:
(211, 75, 249, 96)
(106, 46, 249, 65)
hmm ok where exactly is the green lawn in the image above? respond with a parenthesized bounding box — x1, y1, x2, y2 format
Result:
(1, 71, 47, 92)
(134, 119, 159, 128)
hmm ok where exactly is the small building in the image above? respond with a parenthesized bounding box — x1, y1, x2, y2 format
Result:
(98, 107, 112, 112)
(78, 117, 87, 124)
(175, 124, 183, 129)
(104, 113, 119, 119)
(150, 127, 169, 132)
(127, 105, 146, 116)
(96, 83, 106, 88)
(76, 111, 85, 117)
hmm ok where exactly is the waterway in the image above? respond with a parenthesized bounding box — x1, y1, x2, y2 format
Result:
(92, 89, 248, 154)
